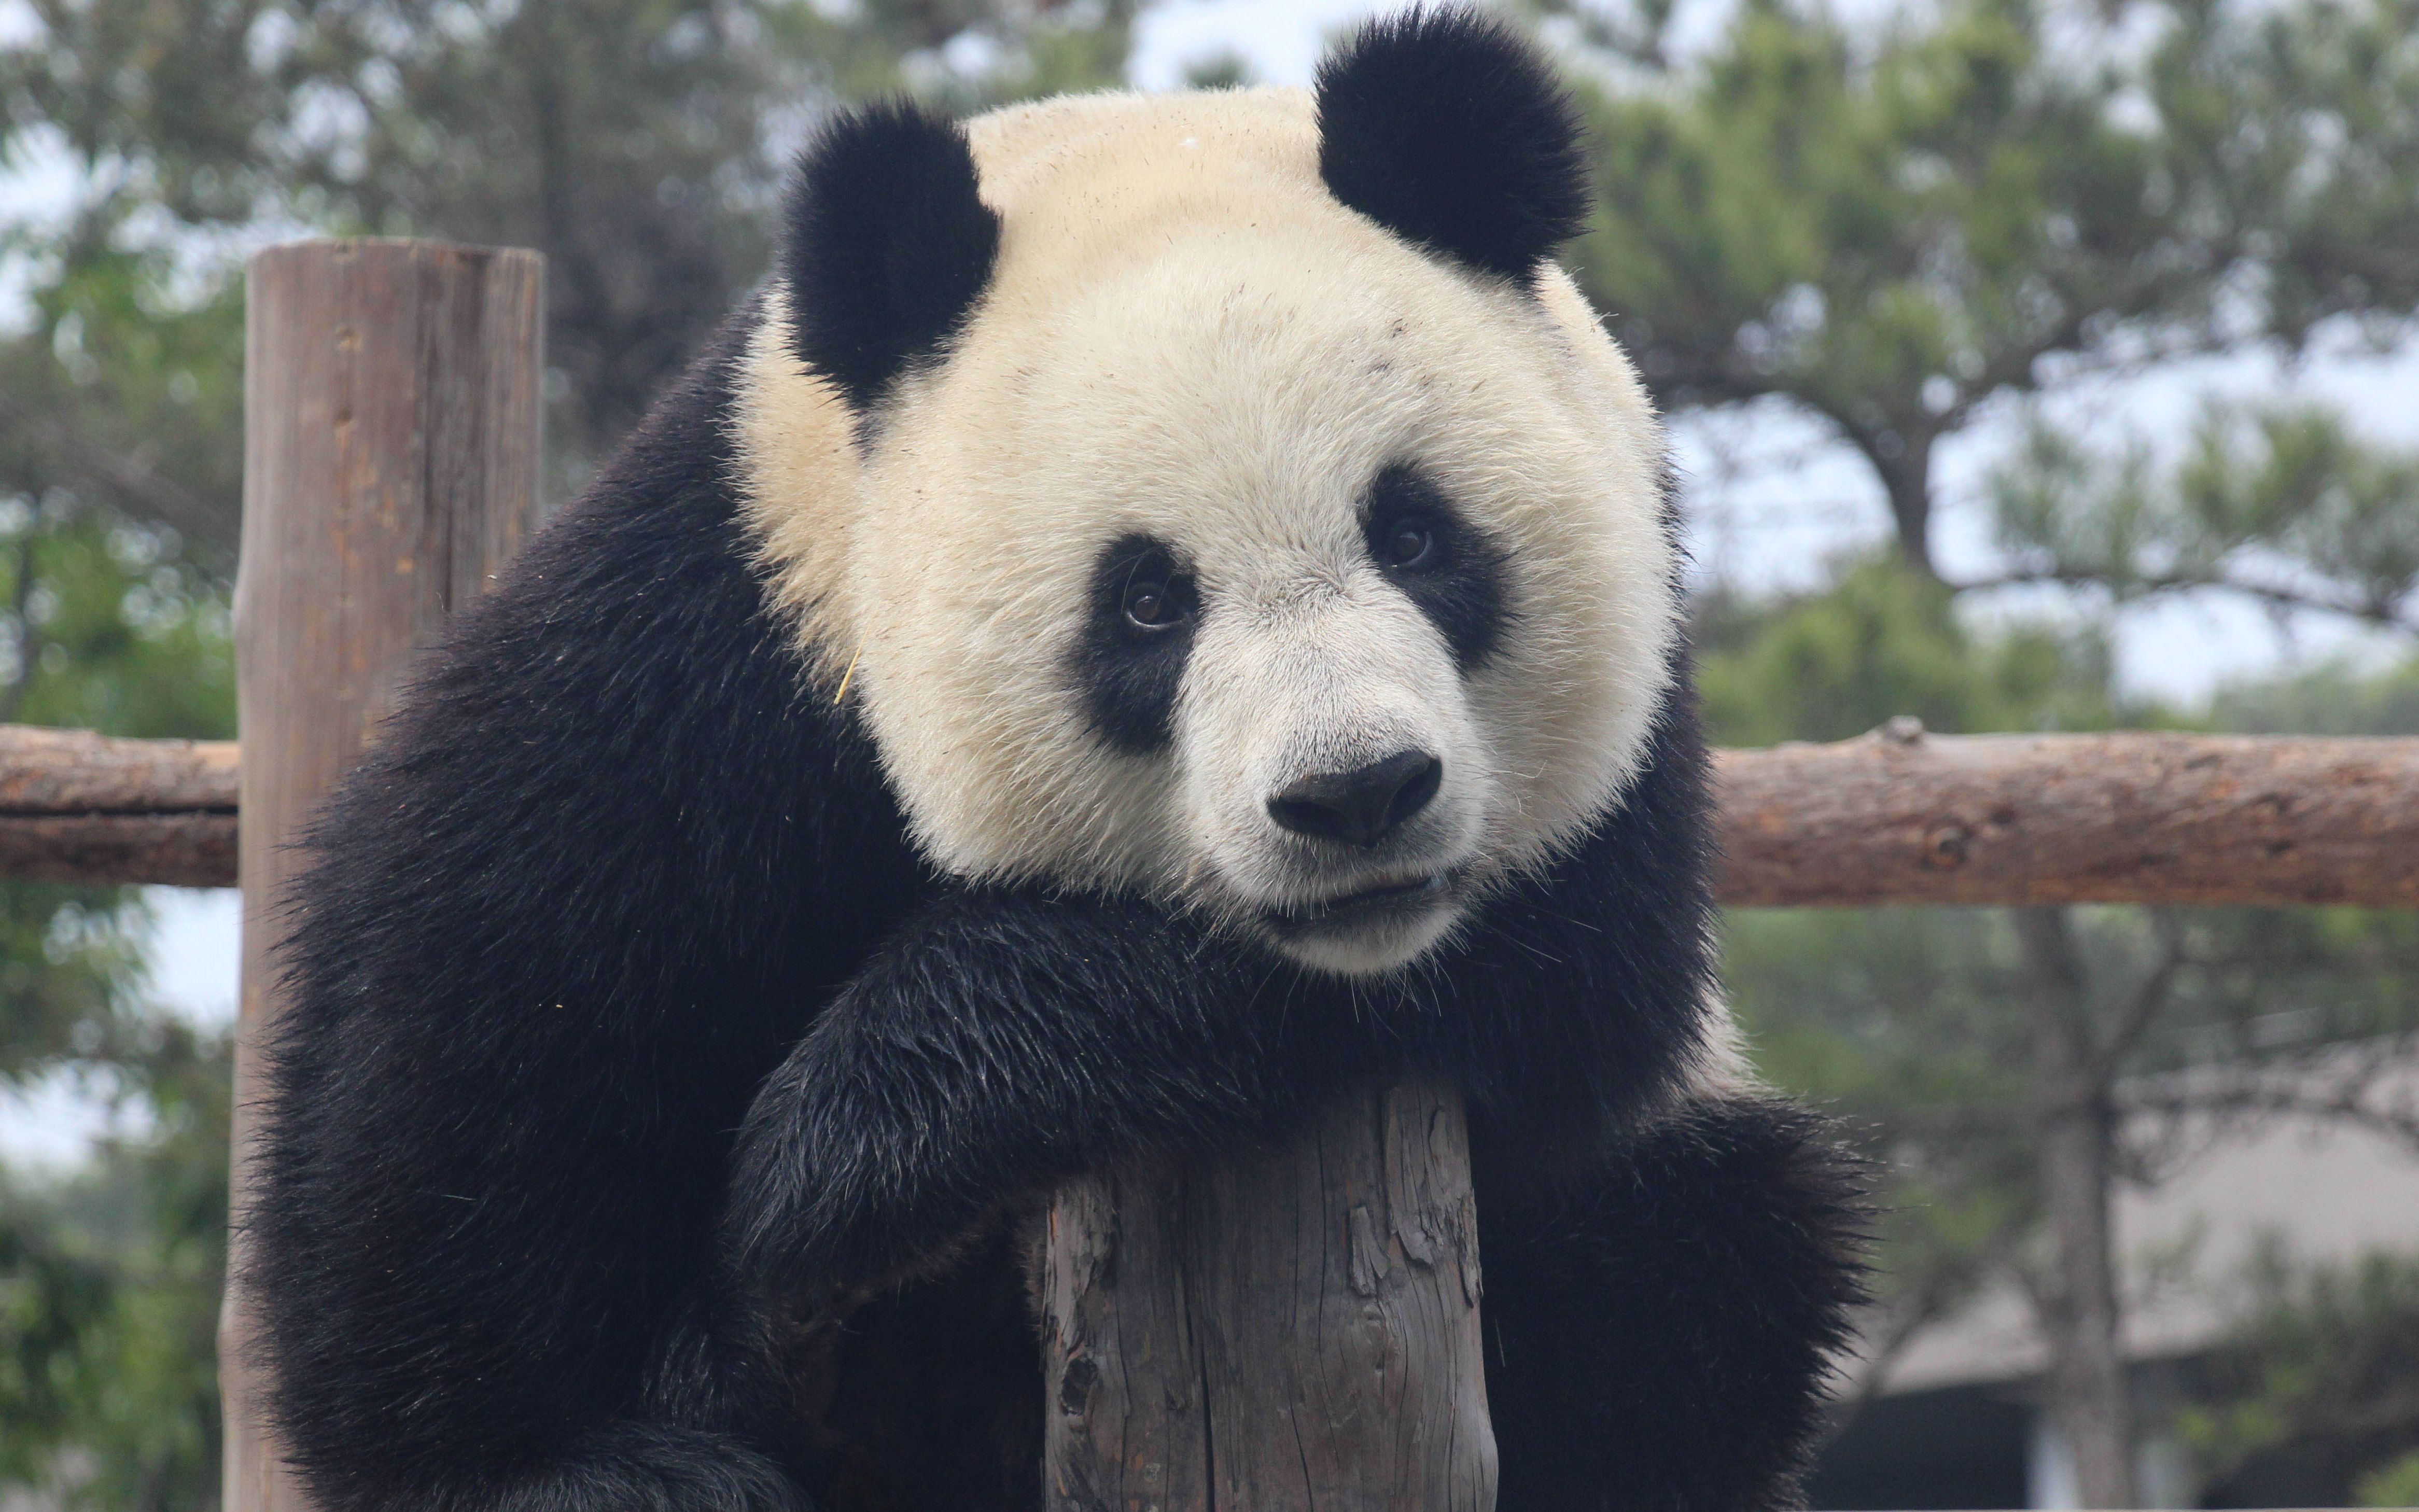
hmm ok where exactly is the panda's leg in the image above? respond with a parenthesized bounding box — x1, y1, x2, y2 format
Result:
(1478, 1097, 1865, 1512)
(785, 1225, 1045, 1512)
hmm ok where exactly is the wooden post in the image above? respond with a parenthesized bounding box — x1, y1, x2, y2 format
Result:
(221, 239, 543, 1512)
(1042, 1083, 1499, 1512)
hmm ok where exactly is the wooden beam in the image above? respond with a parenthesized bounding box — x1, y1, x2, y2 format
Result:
(0, 814, 235, 888)
(0, 726, 236, 887)
(220, 239, 543, 1512)
(1713, 722, 2419, 908)
(0, 723, 238, 811)
(1041, 1083, 1497, 1512)
(10, 723, 2415, 908)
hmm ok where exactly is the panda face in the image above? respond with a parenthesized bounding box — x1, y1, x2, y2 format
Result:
(739, 53, 1677, 976)
(1072, 458, 1504, 973)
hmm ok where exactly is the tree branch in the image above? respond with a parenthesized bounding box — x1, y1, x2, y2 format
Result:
(1951, 566, 2419, 636)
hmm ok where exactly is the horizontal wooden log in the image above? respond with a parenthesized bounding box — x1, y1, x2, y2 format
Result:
(1713, 721, 2419, 908)
(3, 722, 2416, 906)
(0, 814, 239, 888)
(0, 725, 237, 813)
(0, 726, 239, 887)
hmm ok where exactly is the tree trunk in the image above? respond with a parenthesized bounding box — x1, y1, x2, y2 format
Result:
(2016, 906, 2137, 1508)
(1039, 1082, 1497, 1512)
(1837, 416, 1937, 576)
(220, 239, 544, 1512)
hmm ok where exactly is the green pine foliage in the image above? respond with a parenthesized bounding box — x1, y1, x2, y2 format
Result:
(1694, 553, 2126, 745)
(2180, 1251, 2419, 1503)
(0, 1026, 228, 1512)
(1559, 0, 2419, 571)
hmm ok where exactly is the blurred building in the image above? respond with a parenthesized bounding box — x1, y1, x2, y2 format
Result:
(1811, 1056, 2419, 1510)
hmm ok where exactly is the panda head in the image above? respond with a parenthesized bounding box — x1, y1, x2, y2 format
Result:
(738, 8, 1679, 977)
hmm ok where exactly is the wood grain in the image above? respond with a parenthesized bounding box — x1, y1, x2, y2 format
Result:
(220, 239, 542, 1512)
(0, 726, 237, 885)
(1042, 1083, 1498, 1512)
(1713, 722, 2419, 908)
(0, 724, 237, 811)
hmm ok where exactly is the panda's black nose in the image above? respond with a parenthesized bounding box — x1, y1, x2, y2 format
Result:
(1267, 750, 1443, 848)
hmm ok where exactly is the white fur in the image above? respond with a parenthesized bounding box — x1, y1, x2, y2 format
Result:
(735, 87, 1675, 974)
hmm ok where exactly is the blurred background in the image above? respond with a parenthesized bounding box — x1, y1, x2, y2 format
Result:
(1, 0, 2415, 1506)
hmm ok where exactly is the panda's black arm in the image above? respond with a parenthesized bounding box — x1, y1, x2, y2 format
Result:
(723, 886, 1353, 1308)
(246, 311, 935, 1512)
(720, 679, 1732, 1311)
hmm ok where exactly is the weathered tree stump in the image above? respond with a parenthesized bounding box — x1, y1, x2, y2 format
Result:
(1041, 1083, 1498, 1512)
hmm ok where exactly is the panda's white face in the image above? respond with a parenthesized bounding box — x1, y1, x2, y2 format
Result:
(738, 88, 1676, 976)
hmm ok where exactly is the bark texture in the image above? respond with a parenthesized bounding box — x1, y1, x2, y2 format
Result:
(1715, 723, 2419, 907)
(0, 725, 237, 885)
(0, 724, 239, 811)
(1041, 1083, 1498, 1512)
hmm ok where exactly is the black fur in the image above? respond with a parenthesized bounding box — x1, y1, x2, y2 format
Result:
(249, 302, 922, 1512)
(1071, 535, 1197, 754)
(1362, 461, 1508, 669)
(251, 73, 1859, 1512)
(781, 100, 1000, 413)
(1485, 1099, 1868, 1512)
(1316, 7, 1593, 282)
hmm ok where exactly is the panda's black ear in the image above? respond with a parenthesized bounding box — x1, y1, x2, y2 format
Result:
(781, 100, 1001, 412)
(1315, 7, 1591, 282)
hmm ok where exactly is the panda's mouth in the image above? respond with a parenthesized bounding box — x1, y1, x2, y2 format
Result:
(1263, 870, 1458, 933)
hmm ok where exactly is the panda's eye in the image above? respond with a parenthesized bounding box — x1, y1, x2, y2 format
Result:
(1120, 554, 1195, 632)
(1378, 515, 1438, 571)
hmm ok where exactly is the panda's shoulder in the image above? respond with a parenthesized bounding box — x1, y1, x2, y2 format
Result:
(365, 300, 873, 815)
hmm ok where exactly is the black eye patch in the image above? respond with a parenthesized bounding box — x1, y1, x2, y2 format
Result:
(1361, 463, 1509, 669)
(1072, 534, 1198, 754)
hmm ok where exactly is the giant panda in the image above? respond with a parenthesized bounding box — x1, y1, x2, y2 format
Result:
(247, 11, 1863, 1512)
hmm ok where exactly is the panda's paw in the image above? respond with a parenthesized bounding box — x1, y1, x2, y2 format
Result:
(724, 1029, 1005, 1308)
(721, 1128, 924, 1319)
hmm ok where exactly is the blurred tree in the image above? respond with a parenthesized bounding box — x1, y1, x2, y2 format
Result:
(1556, 0, 2419, 575)
(0, 252, 245, 571)
(3, 0, 1139, 494)
(1694, 553, 2119, 745)
(1987, 400, 2419, 634)
(1546, 0, 2419, 1495)
(0, 1021, 229, 1512)
(0, 357, 236, 1498)
(1704, 561, 2419, 1503)
(2210, 653, 2419, 734)
(1975, 408, 2419, 1502)
(2180, 1250, 2419, 1505)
